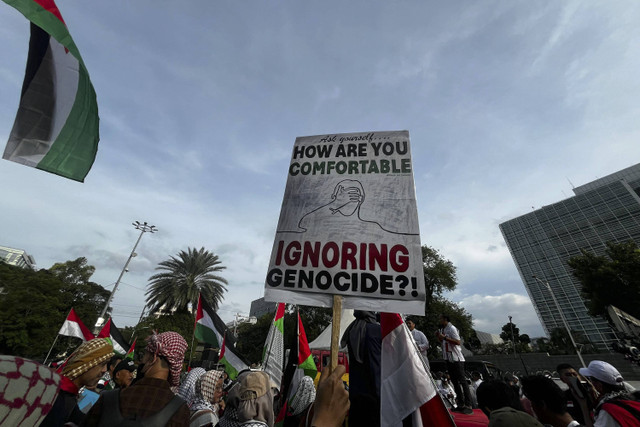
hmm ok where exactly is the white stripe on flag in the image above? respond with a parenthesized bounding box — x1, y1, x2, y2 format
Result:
(381, 323, 436, 427)
(58, 320, 86, 341)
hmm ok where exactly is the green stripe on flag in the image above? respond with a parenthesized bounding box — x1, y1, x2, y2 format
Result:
(194, 322, 221, 348)
(37, 62, 99, 181)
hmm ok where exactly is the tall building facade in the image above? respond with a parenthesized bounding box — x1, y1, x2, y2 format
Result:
(500, 163, 640, 351)
(0, 246, 36, 269)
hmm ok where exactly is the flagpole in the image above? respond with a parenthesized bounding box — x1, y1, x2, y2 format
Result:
(330, 296, 342, 372)
(188, 310, 197, 369)
(43, 334, 60, 365)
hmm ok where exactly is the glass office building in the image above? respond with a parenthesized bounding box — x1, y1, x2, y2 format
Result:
(500, 164, 640, 351)
(0, 246, 36, 269)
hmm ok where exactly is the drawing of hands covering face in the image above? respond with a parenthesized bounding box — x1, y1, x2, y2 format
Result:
(330, 184, 363, 216)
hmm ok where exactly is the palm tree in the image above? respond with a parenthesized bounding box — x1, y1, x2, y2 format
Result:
(145, 247, 228, 314)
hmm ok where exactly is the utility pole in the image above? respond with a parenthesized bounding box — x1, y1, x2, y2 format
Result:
(508, 315, 517, 359)
(94, 221, 157, 334)
(532, 275, 586, 368)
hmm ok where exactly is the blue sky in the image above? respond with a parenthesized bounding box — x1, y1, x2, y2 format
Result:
(1, 1, 639, 337)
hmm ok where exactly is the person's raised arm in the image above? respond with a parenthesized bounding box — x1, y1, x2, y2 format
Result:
(311, 365, 350, 427)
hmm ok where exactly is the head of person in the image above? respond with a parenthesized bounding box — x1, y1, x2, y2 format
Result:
(439, 314, 450, 327)
(62, 338, 114, 389)
(195, 370, 225, 406)
(521, 376, 569, 424)
(556, 363, 578, 386)
(237, 371, 274, 427)
(405, 317, 416, 331)
(113, 359, 136, 389)
(288, 376, 316, 418)
(476, 379, 524, 418)
(107, 355, 123, 377)
(330, 180, 364, 216)
(141, 331, 188, 387)
(176, 367, 206, 403)
(471, 371, 482, 381)
(579, 360, 625, 396)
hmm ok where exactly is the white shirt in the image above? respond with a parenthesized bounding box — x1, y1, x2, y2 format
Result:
(594, 410, 622, 427)
(410, 328, 429, 355)
(440, 323, 465, 362)
(472, 379, 482, 391)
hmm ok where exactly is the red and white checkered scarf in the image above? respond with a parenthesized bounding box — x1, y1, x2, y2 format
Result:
(145, 332, 187, 386)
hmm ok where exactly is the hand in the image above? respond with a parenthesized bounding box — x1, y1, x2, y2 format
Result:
(312, 365, 350, 427)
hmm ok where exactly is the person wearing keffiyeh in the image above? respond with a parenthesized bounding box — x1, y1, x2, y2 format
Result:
(84, 331, 191, 426)
(178, 367, 206, 407)
(190, 370, 226, 427)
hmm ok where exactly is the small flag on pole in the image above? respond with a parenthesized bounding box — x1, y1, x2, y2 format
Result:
(219, 334, 248, 380)
(2, 0, 100, 181)
(297, 313, 317, 379)
(262, 303, 285, 390)
(57, 308, 94, 341)
(97, 318, 129, 356)
(125, 338, 136, 361)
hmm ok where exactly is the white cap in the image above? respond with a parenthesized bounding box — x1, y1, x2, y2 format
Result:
(579, 360, 624, 386)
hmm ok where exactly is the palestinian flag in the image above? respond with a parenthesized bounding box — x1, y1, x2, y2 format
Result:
(194, 294, 225, 348)
(125, 339, 136, 361)
(57, 308, 94, 341)
(2, 0, 99, 182)
(380, 313, 454, 427)
(297, 313, 317, 379)
(262, 303, 285, 390)
(219, 334, 248, 380)
(97, 318, 129, 356)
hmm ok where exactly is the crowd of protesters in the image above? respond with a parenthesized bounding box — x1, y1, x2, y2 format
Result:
(3, 313, 640, 427)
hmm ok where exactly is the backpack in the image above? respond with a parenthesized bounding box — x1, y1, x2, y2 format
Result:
(97, 389, 186, 427)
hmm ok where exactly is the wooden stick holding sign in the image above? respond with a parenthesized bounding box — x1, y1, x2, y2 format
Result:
(330, 295, 342, 372)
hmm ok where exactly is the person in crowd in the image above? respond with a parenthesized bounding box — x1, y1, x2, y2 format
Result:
(83, 331, 190, 426)
(521, 375, 582, 427)
(219, 371, 274, 427)
(190, 370, 225, 427)
(579, 360, 640, 427)
(406, 317, 430, 369)
(557, 363, 594, 425)
(436, 313, 473, 414)
(477, 379, 544, 427)
(284, 376, 316, 427)
(112, 359, 136, 390)
(100, 355, 123, 390)
(178, 367, 206, 407)
(471, 371, 483, 391)
(437, 373, 457, 407)
(340, 310, 381, 425)
(40, 338, 114, 427)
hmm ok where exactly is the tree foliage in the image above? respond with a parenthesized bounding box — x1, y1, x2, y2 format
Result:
(0, 258, 110, 360)
(500, 322, 520, 343)
(422, 246, 457, 307)
(567, 241, 640, 319)
(123, 310, 197, 360)
(146, 247, 228, 314)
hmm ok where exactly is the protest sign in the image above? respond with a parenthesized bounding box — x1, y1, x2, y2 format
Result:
(264, 130, 425, 315)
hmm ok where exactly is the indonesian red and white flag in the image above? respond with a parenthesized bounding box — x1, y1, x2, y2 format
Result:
(380, 312, 455, 427)
(57, 308, 94, 341)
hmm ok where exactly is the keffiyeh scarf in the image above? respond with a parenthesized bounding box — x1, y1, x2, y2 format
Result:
(145, 332, 188, 387)
(191, 370, 225, 412)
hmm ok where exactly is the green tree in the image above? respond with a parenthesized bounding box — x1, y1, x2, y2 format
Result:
(548, 327, 597, 355)
(129, 310, 197, 360)
(567, 241, 640, 319)
(500, 322, 520, 343)
(422, 246, 457, 308)
(519, 334, 531, 344)
(146, 247, 228, 313)
(0, 259, 109, 360)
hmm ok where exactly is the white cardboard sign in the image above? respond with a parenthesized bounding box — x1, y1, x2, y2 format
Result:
(264, 130, 425, 314)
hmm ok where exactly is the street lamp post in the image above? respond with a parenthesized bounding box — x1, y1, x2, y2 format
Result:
(94, 221, 157, 334)
(508, 315, 517, 359)
(532, 275, 586, 368)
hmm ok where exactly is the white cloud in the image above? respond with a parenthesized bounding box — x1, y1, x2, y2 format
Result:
(458, 293, 543, 337)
